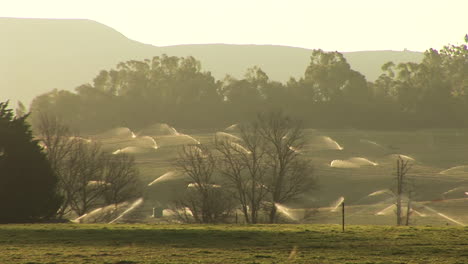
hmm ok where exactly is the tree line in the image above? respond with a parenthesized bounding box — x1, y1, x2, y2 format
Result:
(28, 36, 468, 132)
(1, 100, 313, 224)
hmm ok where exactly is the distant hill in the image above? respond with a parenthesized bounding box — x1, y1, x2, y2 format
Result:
(0, 18, 424, 106)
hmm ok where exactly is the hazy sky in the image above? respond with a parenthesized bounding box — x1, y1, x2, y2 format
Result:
(2, 0, 467, 51)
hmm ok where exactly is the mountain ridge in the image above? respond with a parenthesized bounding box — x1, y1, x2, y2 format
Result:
(1, 18, 424, 105)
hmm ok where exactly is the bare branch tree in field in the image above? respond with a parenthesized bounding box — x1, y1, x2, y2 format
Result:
(175, 144, 235, 223)
(67, 141, 106, 216)
(36, 113, 142, 219)
(254, 111, 315, 223)
(395, 155, 412, 226)
(35, 113, 81, 217)
(215, 124, 269, 224)
(101, 153, 143, 205)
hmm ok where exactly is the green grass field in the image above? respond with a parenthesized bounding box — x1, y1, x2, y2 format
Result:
(1, 224, 467, 264)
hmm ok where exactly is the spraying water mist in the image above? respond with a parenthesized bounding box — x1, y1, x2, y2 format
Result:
(320, 136, 343, 150)
(140, 136, 159, 149)
(368, 189, 393, 197)
(439, 165, 468, 175)
(330, 197, 345, 212)
(216, 131, 241, 141)
(148, 171, 183, 186)
(108, 198, 144, 224)
(275, 203, 298, 221)
(330, 157, 378, 168)
(229, 142, 251, 154)
(360, 139, 383, 148)
(225, 124, 239, 131)
(415, 202, 465, 226)
(187, 183, 221, 188)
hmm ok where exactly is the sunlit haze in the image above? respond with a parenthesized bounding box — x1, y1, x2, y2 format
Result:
(2, 0, 467, 51)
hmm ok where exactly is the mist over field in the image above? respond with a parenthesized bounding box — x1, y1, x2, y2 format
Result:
(0, 12, 467, 228)
(1, 0, 468, 260)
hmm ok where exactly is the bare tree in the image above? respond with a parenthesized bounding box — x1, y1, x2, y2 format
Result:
(175, 144, 235, 223)
(215, 111, 315, 224)
(35, 113, 81, 217)
(67, 142, 106, 216)
(254, 111, 315, 223)
(395, 155, 412, 226)
(215, 124, 269, 224)
(35, 113, 142, 219)
(101, 153, 143, 205)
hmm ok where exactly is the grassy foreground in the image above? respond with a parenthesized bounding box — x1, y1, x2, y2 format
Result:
(1, 224, 467, 264)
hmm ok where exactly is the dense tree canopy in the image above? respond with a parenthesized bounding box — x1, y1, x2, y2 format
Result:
(30, 36, 468, 131)
(0, 101, 61, 223)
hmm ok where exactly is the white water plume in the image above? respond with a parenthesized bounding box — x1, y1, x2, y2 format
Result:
(360, 139, 383, 148)
(187, 183, 221, 188)
(275, 203, 298, 221)
(178, 133, 200, 144)
(439, 165, 468, 175)
(87, 181, 111, 187)
(170, 127, 179, 135)
(72, 201, 131, 223)
(416, 203, 465, 226)
(375, 204, 395, 216)
(112, 146, 151, 155)
(138, 123, 179, 136)
(368, 189, 393, 197)
(343, 196, 395, 219)
(225, 124, 239, 131)
(229, 142, 251, 154)
(140, 136, 158, 149)
(108, 198, 144, 224)
(216, 132, 241, 142)
(330, 160, 359, 168)
(72, 208, 100, 223)
(289, 146, 300, 153)
(163, 207, 193, 217)
(330, 157, 378, 168)
(391, 154, 415, 161)
(349, 157, 378, 166)
(412, 209, 426, 217)
(148, 171, 183, 186)
(442, 186, 467, 196)
(319, 136, 343, 150)
(330, 197, 345, 212)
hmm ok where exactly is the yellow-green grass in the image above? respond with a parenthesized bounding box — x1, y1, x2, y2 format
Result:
(1, 224, 468, 264)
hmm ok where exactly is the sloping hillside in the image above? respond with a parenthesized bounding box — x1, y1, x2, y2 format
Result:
(1, 18, 423, 105)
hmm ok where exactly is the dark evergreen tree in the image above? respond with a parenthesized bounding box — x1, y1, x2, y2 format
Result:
(0, 101, 61, 223)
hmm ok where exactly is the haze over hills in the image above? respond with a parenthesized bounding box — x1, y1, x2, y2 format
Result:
(1, 17, 424, 106)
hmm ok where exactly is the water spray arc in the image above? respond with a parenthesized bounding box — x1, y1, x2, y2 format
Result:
(108, 198, 144, 224)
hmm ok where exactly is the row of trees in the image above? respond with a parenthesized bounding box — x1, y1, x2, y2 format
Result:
(2, 99, 311, 224)
(36, 113, 144, 219)
(0, 101, 143, 223)
(28, 36, 468, 131)
(173, 112, 315, 223)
